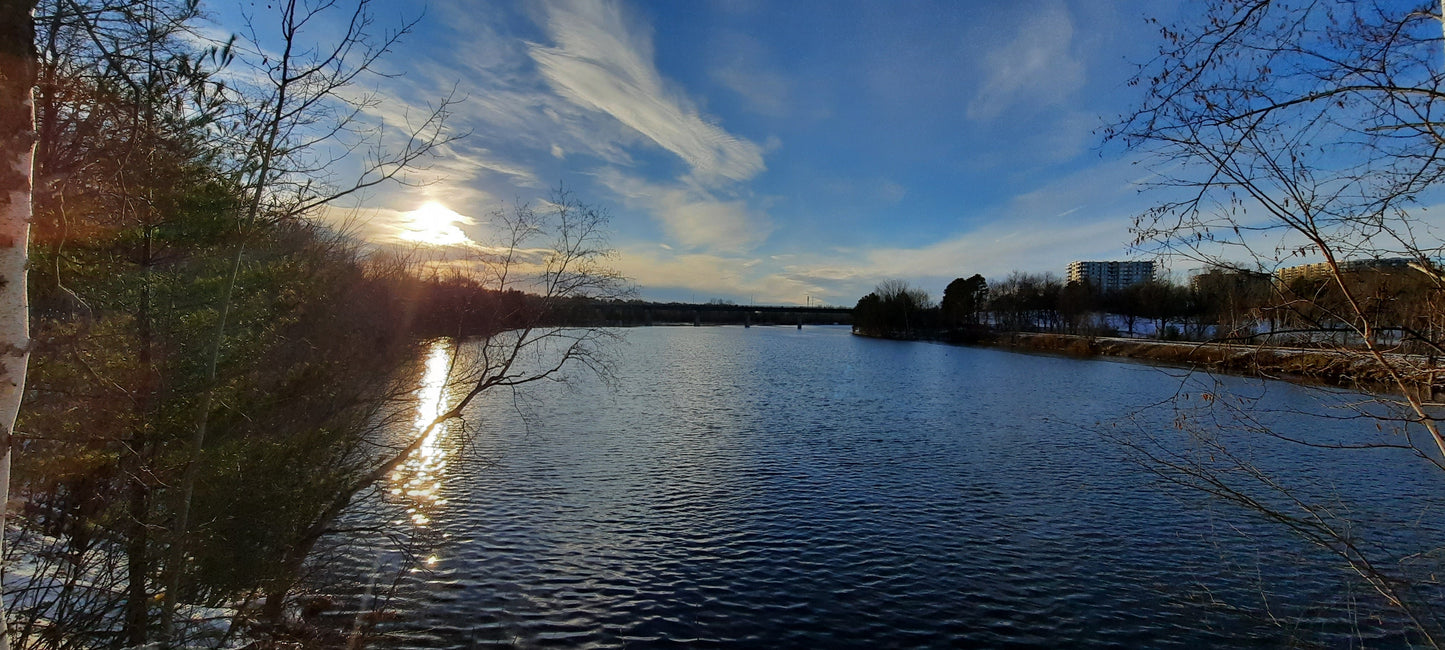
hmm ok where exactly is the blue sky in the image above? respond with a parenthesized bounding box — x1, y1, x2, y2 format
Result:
(210, 0, 1185, 305)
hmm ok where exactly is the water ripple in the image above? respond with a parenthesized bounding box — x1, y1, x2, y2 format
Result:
(347, 326, 1445, 648)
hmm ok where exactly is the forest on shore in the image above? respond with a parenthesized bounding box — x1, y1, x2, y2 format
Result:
(852, 267, 1443, 355)
(5, 1, 631, 647)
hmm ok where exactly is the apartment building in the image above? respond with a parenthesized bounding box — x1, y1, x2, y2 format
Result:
(1066, 260, 1155, 293)
(1275, 257, 1412, 283)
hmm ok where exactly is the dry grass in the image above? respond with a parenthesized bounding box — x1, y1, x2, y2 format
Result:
(992, 333, 1429, 394)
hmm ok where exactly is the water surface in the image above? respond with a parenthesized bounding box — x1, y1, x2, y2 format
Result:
(354, 326, 1445, 647)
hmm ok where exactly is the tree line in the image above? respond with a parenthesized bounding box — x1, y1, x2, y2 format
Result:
(853, 265, 1443, 353)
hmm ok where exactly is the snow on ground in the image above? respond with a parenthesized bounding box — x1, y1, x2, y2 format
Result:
(3, 524, 245, 649)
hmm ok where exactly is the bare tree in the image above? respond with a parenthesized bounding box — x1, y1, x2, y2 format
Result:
(159, 0, 459, 641)
(0, 0, 459, 644)
(853, 279, 934, 337)
(1109, 0, 1445, 642)
(5, 0, 623, 644)
(252, 188, 631, 626)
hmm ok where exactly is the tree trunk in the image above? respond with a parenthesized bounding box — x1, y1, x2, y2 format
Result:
(0, 3, 37, 648)
(127, 227, 155, 646)
(124, 472, 150, 645)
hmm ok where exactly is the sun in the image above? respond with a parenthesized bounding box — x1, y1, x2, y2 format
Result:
(398, 201, 474, 246)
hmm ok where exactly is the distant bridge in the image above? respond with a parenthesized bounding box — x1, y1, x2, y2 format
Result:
(589, 302, 853, 327)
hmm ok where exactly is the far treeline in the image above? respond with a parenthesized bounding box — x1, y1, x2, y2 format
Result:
(852, 267, 1444, 355)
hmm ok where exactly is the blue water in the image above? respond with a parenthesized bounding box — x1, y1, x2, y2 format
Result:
(349, 326, 1445, 648)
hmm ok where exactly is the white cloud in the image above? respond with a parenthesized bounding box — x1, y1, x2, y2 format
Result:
(598, 170, 772, 252)
(604, 157, 1164, 306)
(615, 247, 819, 304)
(529, 0, 766, 183)
(755, 157, 1158, 302)
(358, 2, 651, 181)
(966, 3, 1086, 121)
(315, 201, 483, 250)
(399, 142, 541, 209)
(279, 0, 786, 263)
(395, 202, 479, 247)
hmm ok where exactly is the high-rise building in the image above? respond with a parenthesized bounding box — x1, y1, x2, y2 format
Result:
(1188, 267, 1272, 293)
(1276, 257, 1413, 283)
(1066, 260, 1155, 292)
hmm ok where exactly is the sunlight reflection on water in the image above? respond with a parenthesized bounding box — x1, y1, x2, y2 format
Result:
(358, 326, 1445, 649)
(390, 340, 454, 530)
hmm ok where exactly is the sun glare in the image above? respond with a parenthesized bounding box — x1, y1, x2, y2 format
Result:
(399, 201, 473, 246)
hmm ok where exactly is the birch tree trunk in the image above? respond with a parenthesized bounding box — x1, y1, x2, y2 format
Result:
(0, 2, 37, 648)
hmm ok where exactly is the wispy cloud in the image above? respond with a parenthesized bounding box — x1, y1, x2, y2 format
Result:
(614, 247, 821, 304)
(966, 3, 1085, 121)
(622, 158, 1155, 305)
(292, 0, 778, 257)
(529, 0, 766, 183)
(256, 0, 1161, 308)
(709, 32, 791, 117)
(598, 170, 772, 252)
(713, 65, 791, 118)
(318, 201, 482, 250)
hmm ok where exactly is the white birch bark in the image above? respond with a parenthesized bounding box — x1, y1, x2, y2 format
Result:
(0, 3, 37, 647)
(0, 142, 28, 650)
(0, 36, 33, 650)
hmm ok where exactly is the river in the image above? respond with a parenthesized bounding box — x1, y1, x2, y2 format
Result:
(340, 325, 1445, 647)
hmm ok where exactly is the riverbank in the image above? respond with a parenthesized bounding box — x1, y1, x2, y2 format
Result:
(853, 328, 1442, 398)
(985, 331, 1442, 398)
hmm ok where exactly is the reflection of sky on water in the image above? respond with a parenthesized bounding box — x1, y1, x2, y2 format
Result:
(390, 340, 453, 552)
(377, 327, 1445, 648)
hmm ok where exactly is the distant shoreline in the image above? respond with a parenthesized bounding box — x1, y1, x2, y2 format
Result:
(857, 329, 1443, 399)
